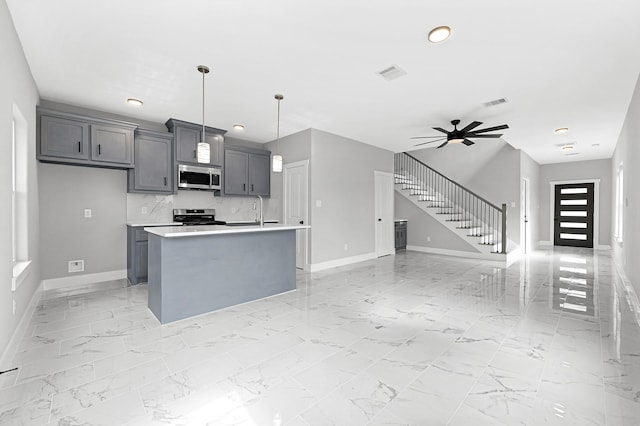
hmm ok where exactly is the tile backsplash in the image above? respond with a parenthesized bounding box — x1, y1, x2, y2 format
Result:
(127, 191, 280, 224)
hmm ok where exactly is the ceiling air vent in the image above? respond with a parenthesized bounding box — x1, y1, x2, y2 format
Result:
(377, 64, 407, 81)
(484, 98, 508, 107)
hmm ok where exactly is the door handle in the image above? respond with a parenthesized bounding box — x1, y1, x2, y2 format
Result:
(98, 144, 101, 155)
(378, 218, 382, 221)
(299, 220, 304, 225)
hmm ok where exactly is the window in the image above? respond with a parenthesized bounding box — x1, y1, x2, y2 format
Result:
(12, 104, 30, 291)
(615, 163, 624, 242)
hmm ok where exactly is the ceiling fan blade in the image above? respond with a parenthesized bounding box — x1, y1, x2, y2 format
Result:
(436, 141, 449, 149)
(462, 139, 475, 146)
(432, 127, 450, 134)
(410, 135, 448, 139)
(467, 124, 509, 134)
(467, 133, 503, 138)
(413, 137, 446, 146)
(460, 121, 483, 133)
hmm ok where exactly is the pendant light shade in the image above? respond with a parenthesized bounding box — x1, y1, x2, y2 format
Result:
(272, 94, 284, 173)
(197, 65, 211, 164)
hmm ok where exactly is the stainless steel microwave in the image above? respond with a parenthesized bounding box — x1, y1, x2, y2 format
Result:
(177, 164, 221, 191)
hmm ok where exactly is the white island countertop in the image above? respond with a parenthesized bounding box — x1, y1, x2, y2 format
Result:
(144, 223, 310, 238)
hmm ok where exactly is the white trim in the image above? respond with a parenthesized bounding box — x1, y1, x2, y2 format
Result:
(42, 269, 127, 291)
(597, 244, 612, 250)
(539, 240, 552, 246)
(12, 260, 33, 292)
(309, 252, 378, 272)
(0, 281, 43, 370)
(407, 245, 508, 262)
(548, 179, 600, 247)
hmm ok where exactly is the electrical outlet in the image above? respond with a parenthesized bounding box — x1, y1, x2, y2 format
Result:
(141, 206, 148, 214)
(84, 209, 92, 218)
(68, 260, 84, 273)
(427, 236, 431, 242)
(231, 207, 237, 214)
(344, 243, 348, 251)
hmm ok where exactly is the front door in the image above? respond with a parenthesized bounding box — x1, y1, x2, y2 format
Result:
(553, 183, 594, 248)
(284, 161, 309, 269)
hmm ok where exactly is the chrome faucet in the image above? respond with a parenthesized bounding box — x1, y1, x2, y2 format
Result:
(255, 195, 264, 226)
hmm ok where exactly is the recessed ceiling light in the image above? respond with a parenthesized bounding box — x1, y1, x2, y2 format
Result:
(233, 124, 245, 131)
(554, 127, 569, 134)
(126, 98, 143, 107)
(561, 144, 574, 151)
(592, 143, 600, 147)
(428, 26, 452, 43)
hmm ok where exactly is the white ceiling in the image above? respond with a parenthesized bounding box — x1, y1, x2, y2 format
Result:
(7, 0, 640, 164)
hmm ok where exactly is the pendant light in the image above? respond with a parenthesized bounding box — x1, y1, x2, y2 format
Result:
(196, 65, 211, 164)
(272, 94, 284, 173)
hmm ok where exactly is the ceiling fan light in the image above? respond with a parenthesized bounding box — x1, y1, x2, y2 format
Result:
(449, 138, 464, 144)
(428, 26, 451, 43)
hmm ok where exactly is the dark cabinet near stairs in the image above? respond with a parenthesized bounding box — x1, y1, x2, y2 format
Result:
(395, 220, 407, 250)
(38, 108, 136, 168)
(223, 146, 271, 196)
(127, 129, 174, 194)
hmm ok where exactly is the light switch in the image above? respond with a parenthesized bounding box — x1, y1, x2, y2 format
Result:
(84, 209, 92, 218)
(316, 200, 322, 207)
(511, 202, 516, 208)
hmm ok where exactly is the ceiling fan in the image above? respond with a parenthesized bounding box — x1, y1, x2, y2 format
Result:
(411, 119, 509, 148)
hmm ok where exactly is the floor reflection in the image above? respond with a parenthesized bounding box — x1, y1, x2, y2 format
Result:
(552, 251, 596, 316)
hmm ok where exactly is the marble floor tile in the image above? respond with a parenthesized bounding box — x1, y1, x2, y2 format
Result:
(5, 247, 640, 425)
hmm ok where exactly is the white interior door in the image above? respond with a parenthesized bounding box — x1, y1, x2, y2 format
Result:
(521, 177, 531, 254)
(284, 160, 309, 269)
(375, 171, 395, 257)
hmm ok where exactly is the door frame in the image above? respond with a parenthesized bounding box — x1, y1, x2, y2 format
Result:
(283, 160, 309, 269)
(548, 179, 600, 248)
(374, 170, 395, 257)
(521, 177, 531, 254)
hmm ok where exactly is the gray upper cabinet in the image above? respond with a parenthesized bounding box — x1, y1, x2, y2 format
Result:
(38, 108, 137, 169)
(224, 146, 271, 197)
(165, 118, 225, 167)
(40, 115, 90, 160)
(128, 129, 174, 194)
(91, 124, 133, 165)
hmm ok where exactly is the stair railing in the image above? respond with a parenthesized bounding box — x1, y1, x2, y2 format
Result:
(395, 152, 507, 254)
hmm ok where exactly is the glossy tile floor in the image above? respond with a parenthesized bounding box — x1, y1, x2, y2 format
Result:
(2, 248, 640, 425)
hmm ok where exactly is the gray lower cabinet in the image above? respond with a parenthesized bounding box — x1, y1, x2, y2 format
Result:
(127, 226, 149, 284)
(165, 118, 225, 167)
(395, 220, 407, 250)
(223, 146, 271, 196)
(38, 108, 137, 168)
(128, 129, 173, 194)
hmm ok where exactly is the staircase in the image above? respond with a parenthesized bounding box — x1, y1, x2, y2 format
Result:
(394, 152, 510, 260)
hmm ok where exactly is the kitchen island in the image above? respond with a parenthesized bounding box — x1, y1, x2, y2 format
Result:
(144, 223, 309, 323)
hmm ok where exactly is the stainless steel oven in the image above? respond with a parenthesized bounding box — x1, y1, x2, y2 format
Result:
(177, 164, 221, 191)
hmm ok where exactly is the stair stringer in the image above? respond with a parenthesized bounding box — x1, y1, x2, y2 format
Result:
(395, 184, 510, 262)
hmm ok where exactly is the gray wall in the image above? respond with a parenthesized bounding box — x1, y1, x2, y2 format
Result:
(405, 140, 522, 245)
(309, 129, 393, 264)
(395, 195, 476, 252)
(538, 159, 611, 246)
(611, 73, 640, 294)
(39, 163, 127, 279)
(0, 0, 41, 363)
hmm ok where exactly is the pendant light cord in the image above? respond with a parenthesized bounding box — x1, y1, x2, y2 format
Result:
(202, 68, 205, 144)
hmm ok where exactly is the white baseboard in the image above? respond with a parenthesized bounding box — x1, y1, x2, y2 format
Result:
(0, 281, 43, 370)
(597, 244, 612, 250)
(539, 241, 552, 246)
(309, 252, 379, 272)
(407, 245, 507, 263)
(613, 257, 640, 324)
(42, 269, 127, 291)
(537, 241, 611, 250)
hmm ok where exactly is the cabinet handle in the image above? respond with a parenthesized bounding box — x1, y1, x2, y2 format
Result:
(98, 144, 101, 155)
(243, 183, 246, 191)
(78, 141, 81, 152)
(164, 177, 167, 186)
(193, 149, 196, 159)
(251, 184, 254, 192)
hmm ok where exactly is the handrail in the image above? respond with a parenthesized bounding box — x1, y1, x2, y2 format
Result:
(395, 152, 507, 254)
(403, 153, 501, 211)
